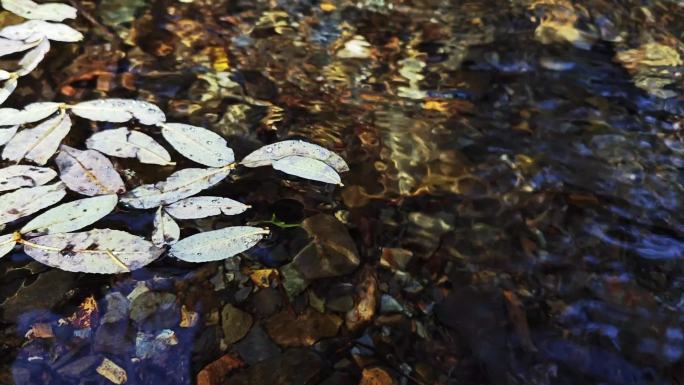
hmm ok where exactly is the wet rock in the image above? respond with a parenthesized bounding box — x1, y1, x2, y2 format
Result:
(221, 304, 253, 345)
(192, 326, 221, 368)
(100, 292, 130, 324)
(129, 291, 178, 330)
(94, 322, 133, 356)
(136, 329, 178, 359)
(360, 367, 396, 385)
(380, 248, 413, 270)
(1, 270, 74, 322)
(346, 266, 378, 331)
(319, 371, 356, 385)
(234, 325, 281, 365)
(264, 309, 342, 347)
(325, 283, 355, 312)
(248, 287, 282, 317)
(197, 354, 244, 385)
(56, 355, 101, 379)
(380, 294, 404, 314)
(292, 214, 360, 279)
(280, 262, 309, 299)
(225, 348, 324, 385)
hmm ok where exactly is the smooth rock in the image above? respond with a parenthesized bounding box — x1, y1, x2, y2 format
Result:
(264, 309, 342, 347)
(234, 325, 281, 365)
(221, 304, 253, 345)
(100, 292, 130, 324)
(224, 348, 323, 385)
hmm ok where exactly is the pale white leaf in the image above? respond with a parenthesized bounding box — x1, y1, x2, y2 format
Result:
(21, 194, 118, 235)
(0, 232, 17, 259)
(0, 70, 9, 80)
(161, 123, 234, 167)
(70, 99, 166, 125)
(165, 196, 250, 219)
(272, 155, 342, 185)
(55, 145, 125, 196)
(0, 77, 17, 105)
(0, 125, 18, 145)
(0, 37, 39, 57)
(0, 182, 65, 224)
(0, 165, 56, 191)
(151, 207, 179, 247)
(86, 127, 173, 166)
(0, 102, 61, 126)
(169, 226, 268, 262)
(121, 166, 232, 209)
(2, 112, 71, 164)
(16, 37, 49, 76)
(240, 140, 348, 172)
(0, 20, 83, 42)
(23, 229, 163, 274)
(2, 0, 77, 21)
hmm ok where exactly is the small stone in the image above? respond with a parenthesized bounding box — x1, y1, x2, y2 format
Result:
(129, 291, 178, 330)
(360, 367, 395, 385)
(180, 305, 199, 328)
(100, 292, 130, 324)
(264, 309, 342, 347)
(56, 355, 101, 379)
(327, 295, 354, 312)
(308, 290, 326, 313)
(234, 325, 281, 365)
(196, 354, 244, 385)
(380, 248, 413, 270)
(223, 348, 323, 385)
(221, 304, 252, 345)
(94, 323, 133, 356)
(96, 358, 127, 385)
(380, 295, 404, 314)
(280, 262, 309, 299)
(248, 287, 283, 317)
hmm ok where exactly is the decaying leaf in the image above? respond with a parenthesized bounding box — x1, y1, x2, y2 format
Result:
(0, 37, 39, 57)
(96, 358, 127, 384)
(0, 165, 56, 191)
(164, 196, 249, 219)
(151, 206, 180, 247)
(0, 232, 18, 259)
(16, 37, 49, 76)
(241, 140, 348, 172)
(70, 99, 166, 125)
(23, 229, 163, 273)
(86, 127, 173, 166)
(121, 166, 232, 209)
(273, 155, 342, 185)
(1, 0, 77, 22)
(160, 122, 234, 167)
(0, 77, 17, 105)
(20, 194, 118, 235)
(0, 102, 62, 126)
(55, 145, 126, 196)
(0, 20, 83, 42)
(2, 112, 71, 165)
(0, 182, 66, 225)
(169, 226, 268, 262)
(0, 126, 18, 146)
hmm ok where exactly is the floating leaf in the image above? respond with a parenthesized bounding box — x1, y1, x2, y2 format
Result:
(0, 70, 8, 80)
(273, 155, 342, 185)
(2, 112, 71, 165)
(0, 102, 61, 126)
(0, 77, 17, 105)
(1, 0, 77, 21)
(22, 229, 163, 273)
(70, 99, 166, 125)
(161, 123, 234, 167)
(169, 226, 269, 262)
(0, 20, 83, 42)
(121, 166, 232, 209)
(241, 140, 348, 172)
(0, 37, 39, 57)
(16, 37, 49, 76)
(86, 127, 173, 166)
(0, 125, 18, 146)
(21, 194, 118, 235)
(55, 145, 126, 196)
(165, 196, 250, 219)
(0, 165, 56, 191)
(151, 207, 179, 247)
(0, 232, 17, 259)
(0, 182, 65, 225)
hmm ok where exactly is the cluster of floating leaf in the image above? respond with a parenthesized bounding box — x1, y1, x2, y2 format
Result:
(0, 0, 348, 274)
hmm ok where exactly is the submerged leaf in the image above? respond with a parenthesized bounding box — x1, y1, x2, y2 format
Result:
(16, 37, 49, 76)
(0, 77, 17, 105)
(241, 140, 348, 172)
(165, 196, 250, 219)
(0, 232, 17, 259)
(0, 102, 62, 126)
(161, 123, 234, 167)
(273, 155, 342, 185)
(0, 125, 18, 146)
(151, 207, 180, 247)
(55, 145, 126, 196)
(0, 20, 83, 42)
(23, 229, 163, 273)
(121, 166, 232, 209)
(1, 0, 77, 21)
(169, 226, 269, 262)
(86, 127, 173, 166)
(0, 182, 66, 224)
(0, 165, 56, 191)
(71, 99, 166, 125)
(21, 194, 118, 235)
(2, 112, 71, 164)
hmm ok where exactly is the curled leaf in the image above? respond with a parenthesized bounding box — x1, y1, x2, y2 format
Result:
(21, 194, 118, 235)
(0, 182, 66, 225)
(0, 102, 62, 126)
(0, 77, 17, 105)
(165, 196, 250, 219)
(0, 233, 17, 259)
(70, 99, 166, 125)
(151, 207, 180, 247)
(161, 123, 234, 167)
(169, 226, 269, 262)
(121, 166, 232, 209)
(241, 140, 348, 172)
(0, 37, 39, 57)
(0, 165, 56, 191)
(86, 127, 173, 166)
(16, 37, 49, 76)
(0, 20, 83, 42)
(2, 112, 71, 165)
(55, 145, 126, 196)
(1, 0, 77, 21)
(273, 155, 342, 185)
(22, 229, 163, 274)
